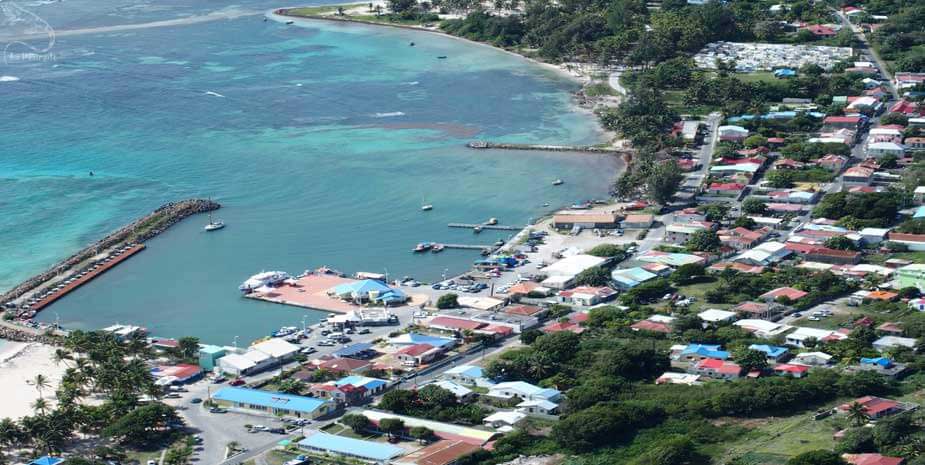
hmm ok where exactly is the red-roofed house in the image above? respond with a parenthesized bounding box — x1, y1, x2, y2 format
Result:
(428, 316, 486, 332)
(877, 322, 903, 335)
(630, 320, 672, 334)
(774, 158, 805, 170)
(842, 453, 905, 465)
(719, 227, 768, 250)
(708, 183, 745, 195)
(504, 304, 546, 317)
(844, 166, 875, 185)
(804, 24, 837, 37)
(806, 247, 862, 265)
(689, 358, 743, 380)
(890, 100, 920, 116)
(888, 232, 925, 251)
(774, 363, 810, 378)
(395, 343, 441, 366)
(817, 154, 848, 172)
(825, 116, 864, 131)
(760, 287, 808, 302)
(316, 357, 372, 374)
(542, 320, 585, 334)
(838, 396, 902, 419)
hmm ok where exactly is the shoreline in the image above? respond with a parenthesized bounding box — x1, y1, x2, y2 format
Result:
(268, 8, 619, 144)
(0, 341, 65, 420)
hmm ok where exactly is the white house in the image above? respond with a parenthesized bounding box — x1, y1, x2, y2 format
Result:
(785, 327, 844, 348)
(733, 241, 792, 266)
(873, 336, 917, 352)
(218, 353, 259, 376)
(487, 382, 561, 403)
(867, 141, 905, 158)
(697, 309, 737, 324)
(791, 351, 833, 366)
(251, 338, 300, 362)
(442, 365, 488, 386)
(734, 319, 792, 338)
(517, 399, 559, 416)
(427, 380, 476, 402)
(483, 411, 527, 430)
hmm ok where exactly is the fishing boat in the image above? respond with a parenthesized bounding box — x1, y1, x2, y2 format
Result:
(271, 326, 298, 337)
(204, 211, 225, 231)
(473, 225, 483, 234)
(285, 20, 294, 24)
(413, 242, 434, 253)
(437, 55, 447, 59)
(432, 244, 445, 253)
(486, 218, 498, 225)
(552, 179, 564, 186)
(239, 271, 290, 293)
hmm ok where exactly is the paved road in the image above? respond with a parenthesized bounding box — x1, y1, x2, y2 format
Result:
(835, 11, 899, 100)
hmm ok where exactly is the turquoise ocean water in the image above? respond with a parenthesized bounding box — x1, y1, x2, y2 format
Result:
(0, 0, 620, 344)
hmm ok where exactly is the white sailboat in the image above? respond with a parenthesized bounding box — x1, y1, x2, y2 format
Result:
(204, 211, 225, 231)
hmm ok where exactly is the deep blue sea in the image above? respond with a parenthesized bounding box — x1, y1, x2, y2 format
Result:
(0, 0, 619, 344)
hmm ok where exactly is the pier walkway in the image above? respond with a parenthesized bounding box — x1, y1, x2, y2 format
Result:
(448, 223, 522, 231)
(467, 141, 632, 155)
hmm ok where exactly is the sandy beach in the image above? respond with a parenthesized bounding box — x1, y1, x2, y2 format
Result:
(0, 341, 65, 420)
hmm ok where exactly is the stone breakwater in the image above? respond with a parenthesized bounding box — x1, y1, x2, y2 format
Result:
(0, 199, 220, 305)
(466, 140, 632, 155)
(0, 323, 60, 345)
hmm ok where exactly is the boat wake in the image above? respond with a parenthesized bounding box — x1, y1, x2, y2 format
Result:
(401, 81, 419, 86)
(0, 76, 20, 82)
(372, 111, 405, 118)
(204, 91, 226, 98)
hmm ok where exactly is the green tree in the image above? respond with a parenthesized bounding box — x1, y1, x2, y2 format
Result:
(341, 413, 371, 433)
(766, 170, 795, 188)
(379, 389, 416, 414)
(378, 418, 405, 439)
(646, 159, 684, 205)
(846, 402, 868, 427)
(699, 203, 729, 222)
(436, 293, 459, 309)
(733, 216, 757, 229)
(735, 349, 769, 372)
(741, 198, 768, 215)
(824, 236, 857, 251)
(177, 337, 200, 360)
(670, 263, 705, 285)
(410, 426, 434, 444)
(102, 402, 180, 446)
(388, 0, 417, 13)
(686, 229, 720, 252)
(277, 379, 304, 395)
(744, 135, 768, 148)
(631, 435, 709, 465)
(574, 266, 610, 286)
(588, 244, 625, 257)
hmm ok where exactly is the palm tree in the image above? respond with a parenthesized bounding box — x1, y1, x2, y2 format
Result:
(32, 374, 50, 399)
(846, 402, 868, 427)
(52, 349, 72, 368)
(31, 398, 49, 416)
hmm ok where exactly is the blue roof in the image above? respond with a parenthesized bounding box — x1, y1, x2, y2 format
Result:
(30, 458, 64, 465)
(445, 365, 483, 378)
(774, 68, 796, 77)
(393, 332, 456, 348)
(298, 432, 404, 461)
(861, 357, 893, 367)
(332, 280, 407, 303)
(749, 344, 789, 358)
(335, 375, 387, 391)
(212, 387, 327, 413)
(681, 344, 729, 360)
(334, 343, 374, 358)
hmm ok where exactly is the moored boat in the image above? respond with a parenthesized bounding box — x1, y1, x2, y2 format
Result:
(432, 244, 445, 253)
(413, 242, 434, 252)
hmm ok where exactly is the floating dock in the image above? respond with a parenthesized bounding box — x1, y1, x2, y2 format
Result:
(28, 244, 146, 313)
(448, 223, 521, 231)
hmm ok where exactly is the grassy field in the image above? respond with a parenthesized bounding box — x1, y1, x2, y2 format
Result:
(790, 312, 855, 330)
(667, 279, 729, 313)
(716, 411, 842, 464)
(736, 71, 780, 84)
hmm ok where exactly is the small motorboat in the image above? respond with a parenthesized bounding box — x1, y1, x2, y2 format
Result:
(409, 41, 415, 46)
(552, 179, 564, 186)
(473, 225, 483, 234)
(432, 244, 445, 253)
(285, 20, 294, 24)
(486, 218, 498, 225)
(543, 202, 550, 207)
(413, 242, 434, 253)
(421, 204, 433, 211)
(437, 55, 447, 59)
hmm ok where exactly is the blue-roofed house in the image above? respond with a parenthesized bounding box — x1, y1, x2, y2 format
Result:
(30, 458, 64, 465)
(679, 344, 730, 362)
(749, 344, 790, 362)
(388, 332, 457, 349)
(329, 279, 408, 305)
(335, 375, 388, 395)
(298, 432, 404, 462)
(611, 267, 657, 290)
(443, 365, 488, 386)
(211, 387, 334, 419)
(488, 381, 561, 403)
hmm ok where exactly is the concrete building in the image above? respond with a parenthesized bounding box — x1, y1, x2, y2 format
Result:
(211, 387, 334, 419)
(198, 345, 226, 371)
(298, 432, 404, 462)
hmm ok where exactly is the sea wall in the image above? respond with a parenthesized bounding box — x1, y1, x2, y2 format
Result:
(467, 140, 632, 155)
(0, 199, 220, 304)
(0, 322, 61, 345)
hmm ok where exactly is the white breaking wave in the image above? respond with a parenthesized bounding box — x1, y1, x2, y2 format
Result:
(0, 76, 20, 82)
(204, 91, 225, 98)
(372, 111, 405, 118)
(402, 81, 419, 86)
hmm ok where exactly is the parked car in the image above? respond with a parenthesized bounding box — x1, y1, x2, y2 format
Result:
(229, 378, 246, 386)
(190, 398, 203, 404)
(300, 347, 317, 355)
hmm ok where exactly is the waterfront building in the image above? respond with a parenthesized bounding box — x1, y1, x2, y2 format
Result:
(211, 387, 334, 419)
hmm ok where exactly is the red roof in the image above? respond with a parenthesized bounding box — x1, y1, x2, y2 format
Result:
(843, 454, 905, 465)
(774, 363, 809, 374)
(734, 301, 770, 314)
(760, 287, 808, 301)
(428, 316, 485, 331)
(542, 321, 584, 334)
(504, 304, 543, 316)
(697, 358, 742, 375)
(854, 316, 875, 327)
(483, 325, 514, 336)
(630, 320, 672, 334)
(889, 232, 925, 243)
(767, 137, 785, 144)
(318, 357, 371, 372)
(805, 24, 836, 36)
(839, 396, 900, 416)
(825, 116, 862, 124)
(890, 100, 919, 115)
(710, 182, 745, 191)
(397, 343, 435, 357)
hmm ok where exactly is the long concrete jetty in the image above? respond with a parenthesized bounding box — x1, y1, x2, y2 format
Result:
(448, 223, 522, 231)
(467, 141, 633, 155)
(1, 199, 220, 315)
